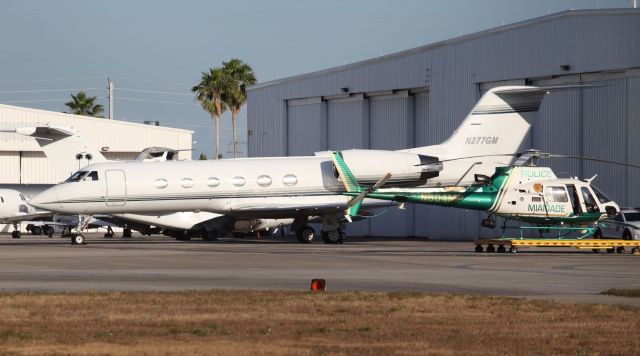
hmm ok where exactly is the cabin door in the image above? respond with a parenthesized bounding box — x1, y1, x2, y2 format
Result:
(105, 169, 127, 206)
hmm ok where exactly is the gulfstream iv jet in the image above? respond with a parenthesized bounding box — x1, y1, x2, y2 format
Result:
(29, 86, 554, 245)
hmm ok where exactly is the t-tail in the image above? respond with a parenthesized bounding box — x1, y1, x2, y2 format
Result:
(1, 125, 107, 180)
(403, 85, 587, 185)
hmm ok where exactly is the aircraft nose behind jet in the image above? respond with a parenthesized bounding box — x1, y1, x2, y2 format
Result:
(28, 186, 60, 212)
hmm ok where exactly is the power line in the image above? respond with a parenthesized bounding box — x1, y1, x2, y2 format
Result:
(116, 97, 199, 106)
(184, 124, 243, 131)
(0, 97, 106, 103)
(116, 87, 193, 96)
(118, 77, 194, 87)
(0, 87, 104, 94)
(0, 76, 107, 84)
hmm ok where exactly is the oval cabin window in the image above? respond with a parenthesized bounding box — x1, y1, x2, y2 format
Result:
(206, 177, 220, 187)
(180, 178, 194, 188)
(257, 175, 272, 187)
(154, 179, 168, 189)
(232, 176, 246, 187)
(282, 174, 298, 186)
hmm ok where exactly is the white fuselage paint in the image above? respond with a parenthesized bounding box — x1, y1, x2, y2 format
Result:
(0, 189, 33, 223)
(30, 156, 394, 216)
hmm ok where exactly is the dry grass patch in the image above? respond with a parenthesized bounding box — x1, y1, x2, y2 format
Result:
(0, 290, 638, 355)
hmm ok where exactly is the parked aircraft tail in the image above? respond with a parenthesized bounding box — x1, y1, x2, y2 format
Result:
(9, 125, 107, 180)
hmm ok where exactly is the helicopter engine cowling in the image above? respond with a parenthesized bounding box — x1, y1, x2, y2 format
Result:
(318, 150, 442, 186)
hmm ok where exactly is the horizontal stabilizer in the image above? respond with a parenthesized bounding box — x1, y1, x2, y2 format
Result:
(7, 125, 107, 180)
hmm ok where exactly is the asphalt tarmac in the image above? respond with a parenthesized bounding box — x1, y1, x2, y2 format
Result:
(1, 233, 639, 306)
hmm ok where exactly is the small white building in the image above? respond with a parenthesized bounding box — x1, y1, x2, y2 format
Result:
(0, 104, 193, 184)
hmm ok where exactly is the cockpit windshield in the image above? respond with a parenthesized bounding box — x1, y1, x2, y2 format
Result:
(65, 171, 88, 183)
(64, 171, 99, 183)
(591, 185, 612, 204)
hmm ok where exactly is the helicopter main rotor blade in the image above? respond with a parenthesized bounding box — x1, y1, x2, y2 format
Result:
(546, 155, 640, 169)
(414, 153, 516, 166)
(347, 172, 392, 208)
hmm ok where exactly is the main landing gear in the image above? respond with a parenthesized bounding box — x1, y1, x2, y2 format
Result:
(11, 223, 21, 239)
(292, 215, 346, 244)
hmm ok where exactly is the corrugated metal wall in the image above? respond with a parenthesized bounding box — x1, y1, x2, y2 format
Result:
(287, 98, 326, 156)
(0, 104, 193, 184)
(247, 9, 640, 239)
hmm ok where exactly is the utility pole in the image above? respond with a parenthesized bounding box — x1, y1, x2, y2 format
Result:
(108, 77, 114, 119)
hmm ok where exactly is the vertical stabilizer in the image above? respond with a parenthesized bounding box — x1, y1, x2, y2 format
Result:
(13, 125, 107, 179)
(439, 86, 545, 159)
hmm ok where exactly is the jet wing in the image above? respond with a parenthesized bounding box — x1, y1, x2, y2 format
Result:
(0, 212, 53, 224)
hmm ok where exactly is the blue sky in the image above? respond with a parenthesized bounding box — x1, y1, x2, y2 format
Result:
(0, 0, 631, 158)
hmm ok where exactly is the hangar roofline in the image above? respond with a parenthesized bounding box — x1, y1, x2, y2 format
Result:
(0, 103, 193, 134)
(248, 8, 640, 91)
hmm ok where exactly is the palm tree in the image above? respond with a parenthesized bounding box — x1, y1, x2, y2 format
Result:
(192, 68, 228, 160)
(222, 59, 256, 158)
(64, 91, 104, 117)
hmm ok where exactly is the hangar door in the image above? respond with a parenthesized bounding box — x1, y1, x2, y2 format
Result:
(326, 94, 370, 236)
(287, 97, 326, 156)
(530, 73, 637, 207)
(327, 94, 369, 150)
(368, 91, 414, 237)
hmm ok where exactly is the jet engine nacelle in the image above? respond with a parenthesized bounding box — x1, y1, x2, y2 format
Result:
(233, 218, 295, 232)
(334, 150, 442, 185)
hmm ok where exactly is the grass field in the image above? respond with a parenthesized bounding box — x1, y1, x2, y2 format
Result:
(0, 291, 638, 355)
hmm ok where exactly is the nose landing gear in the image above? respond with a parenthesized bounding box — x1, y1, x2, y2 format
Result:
(70, 234, 86, 245)
(11, 223, 21, 239)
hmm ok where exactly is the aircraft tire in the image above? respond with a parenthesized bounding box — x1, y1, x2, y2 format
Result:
(203, 231, 218, 241)
(31, 226, 42, 235)
(296, 226, 315, 243)
(44, 226, 54, 237)
(322, 230, 341, 244)
(11, 230, 21, 239)
(71, 234, 85, 245)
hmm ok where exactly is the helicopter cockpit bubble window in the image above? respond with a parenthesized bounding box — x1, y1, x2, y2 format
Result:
(580, 187, 600, 212)
(545, 186, 568, 202)
(64, 171, 89, 183)
(591, 185, 612, 204)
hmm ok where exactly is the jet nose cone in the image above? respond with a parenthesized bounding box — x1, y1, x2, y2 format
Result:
(29, 187, 58, 210)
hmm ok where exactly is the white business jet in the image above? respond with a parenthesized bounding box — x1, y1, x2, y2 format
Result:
(30, 86, 553, 245)
(5, 125, 293, 240)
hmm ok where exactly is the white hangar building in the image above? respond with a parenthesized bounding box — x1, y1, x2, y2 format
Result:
(0, 104, 193, 184)
(246, 9, 640, 239)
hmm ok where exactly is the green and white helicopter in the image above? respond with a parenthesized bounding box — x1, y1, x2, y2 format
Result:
(331, 149, 636, 242)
